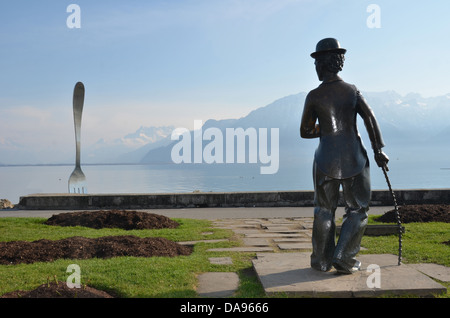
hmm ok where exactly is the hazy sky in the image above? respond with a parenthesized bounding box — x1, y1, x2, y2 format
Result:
(1, 0, 450, 163)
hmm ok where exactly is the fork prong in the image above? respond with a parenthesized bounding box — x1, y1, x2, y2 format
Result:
(69, 186, 87, 194)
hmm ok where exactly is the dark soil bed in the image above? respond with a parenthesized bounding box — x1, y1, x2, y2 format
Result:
(44, 209, 179, 230)
(375, 204, 450, 223)
(0, 235, 192, 265)
(1, 281, 114, 298)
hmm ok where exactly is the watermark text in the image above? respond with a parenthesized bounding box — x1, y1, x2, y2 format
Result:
(367, 4, 381, 28)
(366, 264, 381, 288)
(66, 264, 81, 288)
(171, 120, 279, 174)
(67, 4, 81, 29)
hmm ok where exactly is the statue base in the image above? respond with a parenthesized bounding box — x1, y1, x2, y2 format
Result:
(252, 253, 446, 297)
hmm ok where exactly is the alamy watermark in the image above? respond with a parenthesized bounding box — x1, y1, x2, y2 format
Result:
(367, 4, 381, 28)
(366, 264, 381, 288)
(171, 120, 279, 174)
(67, 4, 81, 29)
(66, 264, 81, 288)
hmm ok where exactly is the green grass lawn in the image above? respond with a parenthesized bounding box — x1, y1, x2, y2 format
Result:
(361, 215, 449, 298)
(362, 216, 449, 266)
(0, 216, 448, 298)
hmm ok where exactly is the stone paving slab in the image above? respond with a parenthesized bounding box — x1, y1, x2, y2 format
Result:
(277, 242, 313, 250)
(409, 263, 450, 282)
(242, 238, 271, 246)
(244, 221, 264, 225)
(245, 233, 307, 238)
(230, 229, 262, 234)
(252, 253, 447, 297)
(273, 238, 311, 243)
(264, 229, 308, 233)
(178, 239, 228, 245)
(196, 272, 239, 297)
(263, 226, 291, 231)
(207, 246, 274, 252)
(266, 218, 292, 223)
(208, 257, 233, 265)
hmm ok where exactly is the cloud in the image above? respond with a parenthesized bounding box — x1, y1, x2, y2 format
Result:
(0, 104, 72, 158)
(81, 97, 255, 143)
(4, 106, 52, 122)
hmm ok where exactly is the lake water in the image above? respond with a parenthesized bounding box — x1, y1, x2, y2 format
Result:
(1, 159, 449, 205)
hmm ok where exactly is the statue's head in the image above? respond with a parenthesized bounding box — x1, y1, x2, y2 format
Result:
(311, 38, 346, 81)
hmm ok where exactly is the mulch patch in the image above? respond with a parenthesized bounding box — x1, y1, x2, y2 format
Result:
(44, 209, 180, 230)
(375, 204, 450, 223)
(0, 235, 192, 265)
(1, 282, 114, 298)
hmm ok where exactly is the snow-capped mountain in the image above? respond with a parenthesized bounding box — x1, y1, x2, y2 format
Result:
(138, 90, 450, 167)
(82, 126, 174, 164)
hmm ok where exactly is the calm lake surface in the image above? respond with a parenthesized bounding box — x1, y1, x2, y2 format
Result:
(1, 160, 449, 204)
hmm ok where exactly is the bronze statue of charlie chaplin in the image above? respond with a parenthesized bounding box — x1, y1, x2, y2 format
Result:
(300, 38, 389, 274)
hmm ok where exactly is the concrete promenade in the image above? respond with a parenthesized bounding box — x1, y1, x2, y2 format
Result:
(0, 205, 389, 219)
(15, 188, 450, 210)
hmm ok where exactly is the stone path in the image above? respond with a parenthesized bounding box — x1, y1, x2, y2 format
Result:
(196, 217, 315, 297)
(210, 217, 313, 252)
(192, 217, 449, 298)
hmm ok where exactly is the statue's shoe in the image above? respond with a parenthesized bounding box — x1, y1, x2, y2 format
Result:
(332, 259, 361, 274)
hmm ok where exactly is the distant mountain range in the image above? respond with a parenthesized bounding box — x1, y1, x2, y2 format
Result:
(139, 92, 308, 169)
(116, 90, 450, 168)
(2, 90, 450, 166)
(83, 125, 175, 164)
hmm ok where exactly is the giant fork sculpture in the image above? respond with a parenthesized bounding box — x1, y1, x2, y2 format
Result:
(68, 82, 87, 194)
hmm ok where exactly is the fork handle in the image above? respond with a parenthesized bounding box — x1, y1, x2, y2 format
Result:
(73, 82, 85, 167)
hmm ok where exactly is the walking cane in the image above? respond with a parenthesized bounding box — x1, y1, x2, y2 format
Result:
(381, 164, 402, 266)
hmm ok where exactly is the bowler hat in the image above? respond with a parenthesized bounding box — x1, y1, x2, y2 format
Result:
(311, 38, 346, 58)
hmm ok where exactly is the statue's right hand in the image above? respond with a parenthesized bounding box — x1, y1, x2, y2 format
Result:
(375, 150, 389, 170)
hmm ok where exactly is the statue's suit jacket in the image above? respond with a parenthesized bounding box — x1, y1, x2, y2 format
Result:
(300, 79, 384, 179)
